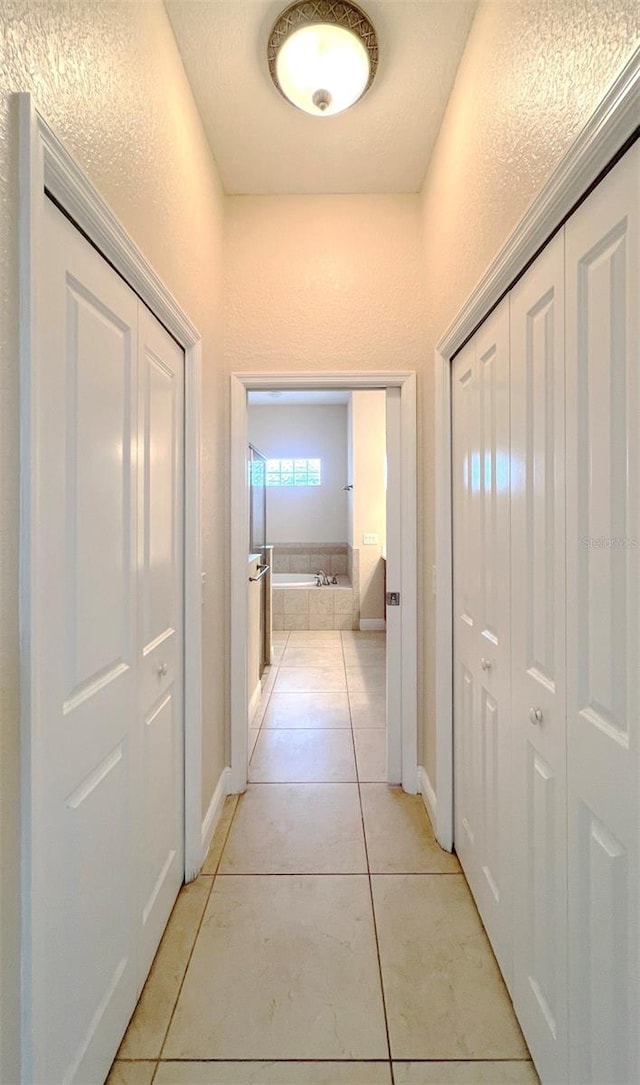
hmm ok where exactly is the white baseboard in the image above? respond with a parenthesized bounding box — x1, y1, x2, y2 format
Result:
(417, 766, 438, 832)
(200, 766, 231, 868)
(248, 681, 261, 723)
(359, 618, 386, 631)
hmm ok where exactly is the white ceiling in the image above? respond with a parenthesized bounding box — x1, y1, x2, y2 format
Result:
(165, 0, 477, 195)
(248, 390, 351, 406)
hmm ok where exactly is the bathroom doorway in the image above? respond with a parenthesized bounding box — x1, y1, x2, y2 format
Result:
(246, 390, 387, 785)
(230, 372, 418, 797)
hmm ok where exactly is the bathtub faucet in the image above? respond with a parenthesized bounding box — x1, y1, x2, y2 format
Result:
(316, 569, 331, 586)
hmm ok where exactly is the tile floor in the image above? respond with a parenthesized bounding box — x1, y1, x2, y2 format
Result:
(108, 632, 538, 1085)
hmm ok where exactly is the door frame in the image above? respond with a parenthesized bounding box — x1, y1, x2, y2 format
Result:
(18, 95, 204, 1071)
(433, 51, 640, 851)
(229, 371, 418, 795)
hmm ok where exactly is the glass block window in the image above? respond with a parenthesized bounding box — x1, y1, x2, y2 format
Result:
(266, 458, 321, 487)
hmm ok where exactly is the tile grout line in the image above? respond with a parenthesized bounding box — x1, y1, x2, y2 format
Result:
(155, 786, 244, 1069)
(343, 634, 395, 1085)
(249, 631, 289, 765)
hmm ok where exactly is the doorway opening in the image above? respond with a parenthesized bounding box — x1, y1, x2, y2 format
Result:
(230, 371, 418, 797)
(246, 389, 388, 785)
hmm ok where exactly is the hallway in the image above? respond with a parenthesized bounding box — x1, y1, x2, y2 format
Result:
(108, 632, 538, 1085)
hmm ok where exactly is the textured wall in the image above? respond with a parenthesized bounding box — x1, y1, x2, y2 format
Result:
(418, 0, 640, 781)
(248, 405, 349, 544)
(0, 4, 225, 1079)
(224, 191, 429, 730)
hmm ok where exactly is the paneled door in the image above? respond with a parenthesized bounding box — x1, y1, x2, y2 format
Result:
(137, 304, 185, 977)
(30, 198, 184, 1084)
(452, 298, 513, 984)
(510, 231, 568, 1082)
(565, 141, 639, 1085)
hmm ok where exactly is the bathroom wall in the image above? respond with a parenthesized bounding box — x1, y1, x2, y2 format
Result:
(350, 391, 387, 623)
(417, 0, 640, 785)
(0, 4, 225, 1078)
(248, 403, 349, 544)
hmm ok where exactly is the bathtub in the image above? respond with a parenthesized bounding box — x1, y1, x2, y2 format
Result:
(272, 573, 355, 631)
(272, 573, 323, 588)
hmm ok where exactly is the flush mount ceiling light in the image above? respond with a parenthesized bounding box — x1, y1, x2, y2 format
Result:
(268, 1, 378, 117)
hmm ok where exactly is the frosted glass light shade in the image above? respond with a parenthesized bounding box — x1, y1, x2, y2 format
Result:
(268, 1, 378, 117)
(276, 24, 370, 116)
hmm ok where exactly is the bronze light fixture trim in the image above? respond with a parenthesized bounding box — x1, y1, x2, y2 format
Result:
(267, 1, 379, 117)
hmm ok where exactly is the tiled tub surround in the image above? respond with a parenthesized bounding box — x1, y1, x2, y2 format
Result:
(273, 576, 357, 632)
(271, 543, 349, 577)
(271, 544, 361, 630)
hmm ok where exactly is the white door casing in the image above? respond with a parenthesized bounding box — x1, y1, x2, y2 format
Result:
(510, 230, 568, 1082)
(565, 139, 639, 1085)
(385, 385, 402, 784)
(229, 372, 418, 796)
(30, 198, 184, 1084)
(452, 297, 513, 985)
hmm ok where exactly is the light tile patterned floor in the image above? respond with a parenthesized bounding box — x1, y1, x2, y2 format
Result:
(108, 632, 538, 1085)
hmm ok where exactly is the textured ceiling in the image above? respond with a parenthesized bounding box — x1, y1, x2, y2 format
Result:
(165, 0, 477, 194)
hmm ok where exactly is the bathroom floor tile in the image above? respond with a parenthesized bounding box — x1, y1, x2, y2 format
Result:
(353, 729, 387, 781)
(288, 630, 342, 646)
(360, 785, 460, 874)
(342, 640, 387, 665)
(249, 729, 357, 782)
(219, 784, 367, 873)
(346, 664, 386, 692)
(393, 1062, 539, 1084)
(155, 1063, 392, 1084)
(372, 875, 528, 1060)
(248, 728, 260, 758)
(349, 691, 386, 728)
(106, 1062, 156, 1085)
(263, 692, 351, 729)
(202, 794, 240, 875)
(117, 877, 212, 1059)
(162, 875, 388, 1060)
(341, 631, 386, 644)
(281, 646, 344, 668)
(275, 666, 347, 693)
(270, 639, 286, 663)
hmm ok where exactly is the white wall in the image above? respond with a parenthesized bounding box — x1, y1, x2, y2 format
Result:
(0, 4, 225, 1079)
(417, 0, 639, 785)
(248, 404, 349, 544)
(351, 391, 387, 621)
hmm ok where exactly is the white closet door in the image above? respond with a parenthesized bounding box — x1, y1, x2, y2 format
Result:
(510, 231, 567, 1082)
(453, 298, 513, 983)
(31, 199, 184, 1084)
(565, 141, 639, 1085)
(33, 198, 140, 1084)
(137, 304, 184, 977)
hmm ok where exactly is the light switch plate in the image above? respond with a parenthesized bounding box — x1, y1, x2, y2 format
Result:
(363, 533, 379, 545)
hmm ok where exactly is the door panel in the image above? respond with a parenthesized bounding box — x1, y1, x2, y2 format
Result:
(33, 198, 184, 1084)
(453, 299, 512, 985)
(566, 141, 639, 1085)
(137, 304, 184, 974)
(35, 199, 139, 1085)
(510, 230, 567, 1082)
